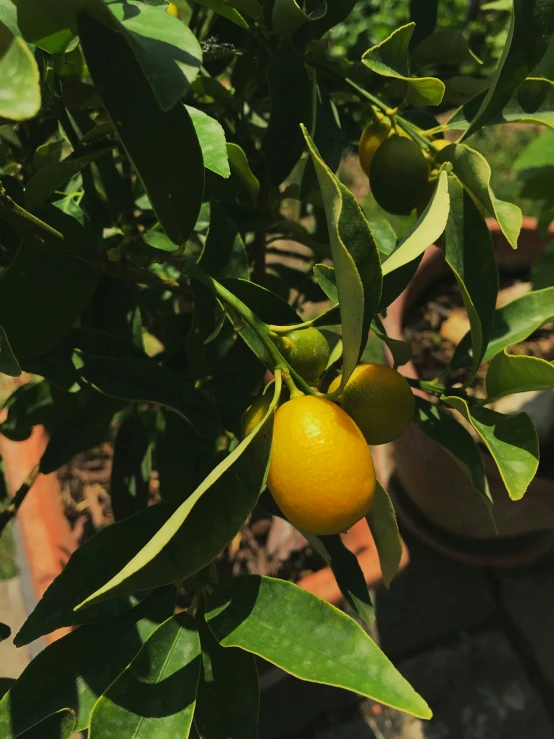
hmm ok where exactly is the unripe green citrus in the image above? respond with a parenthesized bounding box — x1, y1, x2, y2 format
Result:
(274, 328, 330, 383)
(359, 112, 392, 176)
(329, 363, 415, 445)
(369, 135, 429, 216)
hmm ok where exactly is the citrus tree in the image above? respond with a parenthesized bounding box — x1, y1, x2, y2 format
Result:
(1, 0, 554, 735)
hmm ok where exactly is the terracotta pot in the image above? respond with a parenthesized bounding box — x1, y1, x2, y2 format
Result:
(380, 219, 554, 566)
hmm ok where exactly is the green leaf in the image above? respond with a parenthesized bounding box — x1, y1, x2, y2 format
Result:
(449, 77, 554, 131)
(452, 286, 554, 369)
(310, 0, 356, 37)
(206, 576, 431, 719)
(0, 238, 100, 361)
(314, 535, 375, 625)
(89, 613, 200, 739)
(16, 710, 76, 739)
(0, 622, 10, 642)
(75, 352, 220, 437)
(272, 0, 310, 35)
(414, 397, 491, 504)
(226, 143, 260, 201)
(531, 240, 554, 290)
(485, 350, 554, 402)
(313, 264, 338, 302)
(0, 0, 19, 36)
(366, 481, 402, 588)
(109, 0, 202, 111)
(409, 0, 438, 47)
(78, 12, 204, 246)
(143, 231, 179, 252)
(200, 203, 249, 280)
(460, 0, 554, 139)
(412, 29, 482, 68)
(0, 23, 40, 121)
(379, 257, 421, 312)
(0, 326, 21, 377)
(221, 278, 300, 325)
(263, 40, 311, 185)
(24, 148, 112, 212)
(370, 322, 412, 367)
(515, 129, 554, 172)
(74, 375, 281, 610)
(443, 395, 539, 501)
(437, 143, 522, 249)
(111, 413, 152, 521)
(14, 507, 175, 646)
(381, 168, 449, 276)
(3, 591, 175, 736)
(186, 106, 230, 178)
(188, 0, 249, 28)
(196, 620, 259, 739)
(443, 174, 498, 380)
(361, 23, 445, 106)
(302, 126, 382, 388)
(301, 84, 343, 200)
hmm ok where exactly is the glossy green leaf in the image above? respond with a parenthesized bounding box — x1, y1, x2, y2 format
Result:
(0, 381, 62, 442)
(414, 397, 491, 503)
(0, 326, 21, 377)
(0, 0, 19, 36)
(0, 681, 14, 701)
(3, 591, 175, 736)
(272, 0, 310, 35)
(188, 0, 249, 28)
(74, 375, 281, 610)
(449, 77, 554, 131)
(485, 350, 554, 402)
(143, 231, 179, 252)
(0, 238, 100, 361)
(361, 23, 445, 106)
(371, 219, 397, 258)
(302, 126, 382, 388)
(460, 0, 554, 139)
(79, 12, 204, 246)
(109, 0, 202, 111)
(206, 576, 431, 719)
(226, 143, 260, 201)
(186, 106, 230, 178)
(313, 264, 338, 302)
(443, 395, 539, 501)
(24, 148, 112, 212)
(32, 141, 64, 171)
(111, 413, 152, 521)
(443, 174, 498, 380)
(301, 83, 343, 200)
(452, 286, 554, 369)
(263, 41, 311, 185)
(221, 278, 300, 325)
(16, 710, 76, 739)
(515, 129, 554, 172)
(370, 322, 412, 367)
(196, 620, 259, 739)
(366, 481, 402, 588)
(0, 23, 40, 121)
(75, 351, 220, 437)
(413, 29, 482, 67)
(314, 535, 375, 625)
(437, 143, 522, 248)
(89, 613, 200, 739)
(381, 167, 449, 276)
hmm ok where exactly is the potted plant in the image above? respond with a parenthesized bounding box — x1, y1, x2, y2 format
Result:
(0, 0, 553, 735)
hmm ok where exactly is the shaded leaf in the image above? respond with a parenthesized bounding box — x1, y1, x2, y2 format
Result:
(74, 375, 281, 610)
(16, 710, 76, 739)
(485, 350, 554, 402)
(188, 0, 249, 28)
(272, 0, 310, 35)
(443, 395, 539, 501)
(0, 326, 21, 377)
(111, 413, 152, 521)
(196, 619, 259, 739)
(221, 278, 300, 325)
(0, 623, 10, 642)
(79, 12, 204, 246)
(381, 168, 449, 276)
(460, 0, 554, 139)
(313, 263, 338, 302)
(370, 322, 412, 367)
(437, 143, 522, 248)
(413, 29, 482, 68)
(301, 83, 343, 199)
(186, 106, 230, 178)
(302, 126, 382, 388)
(443, 174, 498, 380)
(414, 397, 491, 503)
(226, 143, 260, 201)
(206, 576, 431, 719)
(89, 613, 200, 739)
(4, 591, 175, 736)
(366, 481, 402, 588)
(361, 23, 445, 106)
(0, 23, 40, 121)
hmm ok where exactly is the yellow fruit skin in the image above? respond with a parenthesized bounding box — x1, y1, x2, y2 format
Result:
(242, 393, 272, 437)
(329, 364, 415, 445)
(432, 139, 452, 152)
(166, 2, 179, 17)
(267, 396, 375, 535)
(358, 114, 392, 177)
(276, 328, 330, 383)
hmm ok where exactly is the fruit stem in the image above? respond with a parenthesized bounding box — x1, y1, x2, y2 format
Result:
(282, 369, 304, 398)
(268, 319, 315, 333)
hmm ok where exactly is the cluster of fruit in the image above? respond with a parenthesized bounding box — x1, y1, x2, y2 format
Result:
(358, 107, 450, 216)
(242, 328, 414, 536)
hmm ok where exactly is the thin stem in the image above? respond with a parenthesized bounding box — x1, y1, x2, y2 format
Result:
(268, 318, 316, 333)
(406, 377, 445, 396)
(0, 465, 40, 537)
(0, 188, 64, 240)
(282, 369, 304, 398)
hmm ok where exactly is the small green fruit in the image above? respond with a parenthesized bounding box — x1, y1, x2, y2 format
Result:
(275, 328, 330, 383)
(369, 135, 429, 216)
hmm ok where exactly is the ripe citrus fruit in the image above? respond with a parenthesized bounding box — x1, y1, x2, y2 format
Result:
(274, 328, 330, 383)
(267, 396, 375, 535)
(329, 364, 415, 445)
(242, 392, 272, 437)
(432, 138, 452, 153)
(166, 2, 179, 16)
(369, 135, 429, 216)
(358, 112, 391, 176)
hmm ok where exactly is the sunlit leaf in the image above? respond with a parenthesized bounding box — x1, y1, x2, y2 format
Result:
(0, 23, 40, 121)
(366, 481, 402, 588)
(485, 350, 554, 402)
